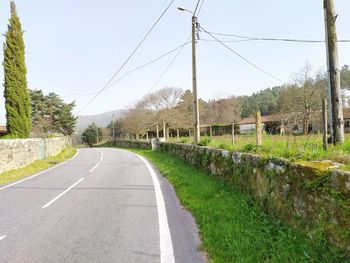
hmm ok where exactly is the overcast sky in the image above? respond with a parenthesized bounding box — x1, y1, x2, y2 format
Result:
(0, 0, 349, 123)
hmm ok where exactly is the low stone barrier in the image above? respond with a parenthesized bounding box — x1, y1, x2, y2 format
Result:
(158, 142, 350, 254)
(0, 136, 71, 174)
(106, 139, 153, 150)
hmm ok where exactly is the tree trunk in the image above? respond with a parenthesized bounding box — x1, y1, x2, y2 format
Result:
(303, 118, 308, 135)
(163, 122, 166, 141)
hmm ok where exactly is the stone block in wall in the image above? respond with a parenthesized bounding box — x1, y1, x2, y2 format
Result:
(0, 137, 72, 175)
(158, 142, 350, 254)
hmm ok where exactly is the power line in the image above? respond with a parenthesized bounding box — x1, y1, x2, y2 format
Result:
(147, 36, 191, 94)
(197, 0, 205, 17)
(199, 29, 350, 43)
(200, 38, 257, 43)
(76, 0, 175, 114)
(102, 41, 190, 94)
(200, 25, 285, 83)
(202, 38, 278, 84)
(64, 41, 190, 98)
(193, 0, 202, 16)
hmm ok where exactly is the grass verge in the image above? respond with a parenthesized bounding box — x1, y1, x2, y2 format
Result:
(0, 147, 77, 186)
(132, 149, 349, 263)
(169, 134, 350, 170)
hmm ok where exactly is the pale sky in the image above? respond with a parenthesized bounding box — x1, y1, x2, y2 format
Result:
(0, 0, 349, 124)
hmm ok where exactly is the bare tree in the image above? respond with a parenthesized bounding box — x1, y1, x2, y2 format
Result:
(278, 63, 325, 134)
(120, 101, 152, 139)
(143, 87, 184, 135)
(205, 97, 241, 125)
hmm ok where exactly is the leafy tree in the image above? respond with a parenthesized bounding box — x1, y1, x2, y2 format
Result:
(30, 90, 76, 135)
(29, 89, 48, 132)
(55, 101, 76, 135)
(176, 90, 207, 128)
(107, 118, 123, 138)
(82, 123, 102, 146)
(3, 2, 31, 137)
(238, 86, 282, 118)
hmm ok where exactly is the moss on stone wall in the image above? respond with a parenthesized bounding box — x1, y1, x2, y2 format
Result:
(158, 142, 350, 255)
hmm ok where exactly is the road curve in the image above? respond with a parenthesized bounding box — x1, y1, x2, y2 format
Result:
(0, 148, 205, 263)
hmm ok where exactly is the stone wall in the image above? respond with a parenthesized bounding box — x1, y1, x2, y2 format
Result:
(158, 142, 350, 254)
(104, 139, 153, 150)
(0, 136, 71, 174)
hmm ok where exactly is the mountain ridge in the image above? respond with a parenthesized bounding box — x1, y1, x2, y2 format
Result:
(76, 109, 125, 132)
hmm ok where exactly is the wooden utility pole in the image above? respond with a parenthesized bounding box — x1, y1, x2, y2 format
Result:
(322, 99, 328, 151)
(192, 15, 200, 144)
(156, 124, 159, 140)
(256, 111, 262, 146)
(324, 0, 344, 144)
(231, 122, 235, 146)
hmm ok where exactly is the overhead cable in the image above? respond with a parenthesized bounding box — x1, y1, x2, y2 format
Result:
(76, 0, 175, 114)
(200, 26, 285, 83)
(199, 29, 350, 43)
(64, 41, 190, 98)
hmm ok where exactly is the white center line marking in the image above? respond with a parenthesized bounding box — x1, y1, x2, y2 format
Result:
(136, 154, 175, 263)
(99, 150, 104, 162)
(89, 162, 100, 173)
(42, 177, 85, 208)
(0, 235, 6, 241)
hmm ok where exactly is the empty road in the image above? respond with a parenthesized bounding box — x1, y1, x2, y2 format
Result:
(0, 148, 205, 263)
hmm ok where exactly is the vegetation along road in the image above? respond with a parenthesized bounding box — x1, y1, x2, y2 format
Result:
(0, 148, 205, 263)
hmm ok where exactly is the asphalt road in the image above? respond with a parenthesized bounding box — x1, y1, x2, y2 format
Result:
(0, 148, 205, 263)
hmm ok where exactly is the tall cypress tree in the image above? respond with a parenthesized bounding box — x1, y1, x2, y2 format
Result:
(3, 1, 31, 138)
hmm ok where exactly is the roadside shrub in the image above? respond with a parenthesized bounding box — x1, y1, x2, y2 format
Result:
(242, 143, 256, 152)
(180, 138, 189, 144)
(198, 137, 212, 146)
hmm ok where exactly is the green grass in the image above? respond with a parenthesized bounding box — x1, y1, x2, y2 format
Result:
(0, 147, 77, 185)
(168, 134, 350, 169)
(132, 149, 349, 263)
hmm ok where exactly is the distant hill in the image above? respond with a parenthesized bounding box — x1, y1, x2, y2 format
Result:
(76, 109, 125, 132)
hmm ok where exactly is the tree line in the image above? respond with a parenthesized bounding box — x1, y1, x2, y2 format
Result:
(102, 63, 350, 139)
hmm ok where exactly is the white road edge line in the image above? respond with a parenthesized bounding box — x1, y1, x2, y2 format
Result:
(136, 154, 175, 263)
(42, 177, 85, 209)
(89, 162, 100, 173)
(0, 149, 80, 191)
(0, 235, 6, 241)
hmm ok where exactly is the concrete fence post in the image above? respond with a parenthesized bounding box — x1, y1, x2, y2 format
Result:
(231, 122, 235, 146)
(322, 98, 328, 151)
(256, 111, 262, 146)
